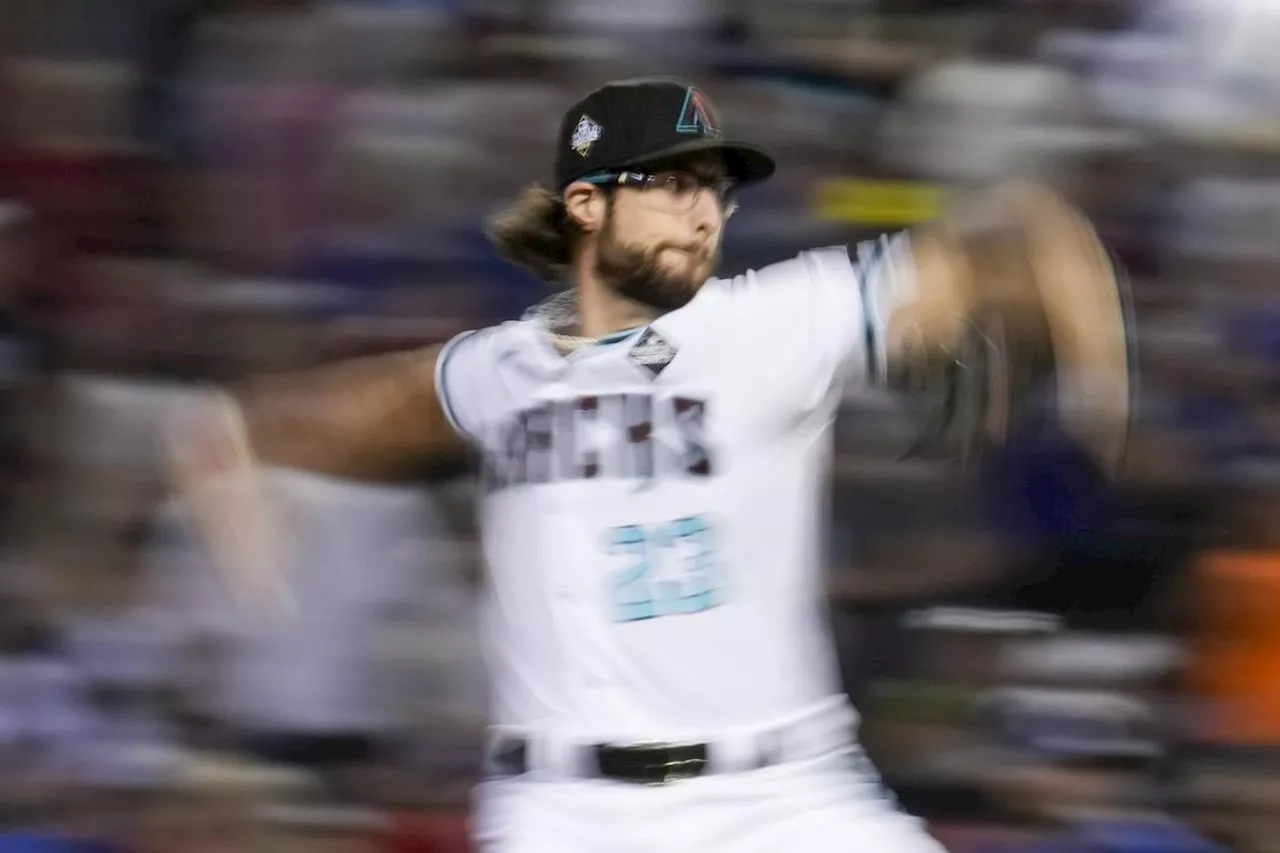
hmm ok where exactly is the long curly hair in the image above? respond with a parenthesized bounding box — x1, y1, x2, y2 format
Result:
(485, 184, 586, 285)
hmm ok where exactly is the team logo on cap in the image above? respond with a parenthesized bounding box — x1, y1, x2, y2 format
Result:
(675, 87, 719, 138)
(570, 114, 602, 157)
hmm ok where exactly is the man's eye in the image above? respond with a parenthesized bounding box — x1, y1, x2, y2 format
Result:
(661, 174, 697, 196)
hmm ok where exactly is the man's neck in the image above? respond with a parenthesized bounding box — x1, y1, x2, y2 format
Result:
(572, 267, 656, 340)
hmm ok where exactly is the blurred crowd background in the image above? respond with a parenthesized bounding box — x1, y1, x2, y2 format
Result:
(0, 0, 1279, 850)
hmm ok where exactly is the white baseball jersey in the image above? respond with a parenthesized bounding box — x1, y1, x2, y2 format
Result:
(436, 239, 914, 743)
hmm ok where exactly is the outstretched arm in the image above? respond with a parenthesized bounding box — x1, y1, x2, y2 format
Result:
(227, 345, 465, 479)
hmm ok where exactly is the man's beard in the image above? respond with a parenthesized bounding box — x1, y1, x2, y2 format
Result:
(595, 214, 716, 314)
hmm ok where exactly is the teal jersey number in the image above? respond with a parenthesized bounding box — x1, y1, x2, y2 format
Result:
(605, 514, 723, 622)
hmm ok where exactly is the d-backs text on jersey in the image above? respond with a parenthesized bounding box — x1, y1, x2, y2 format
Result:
(480, 393, 713, 491)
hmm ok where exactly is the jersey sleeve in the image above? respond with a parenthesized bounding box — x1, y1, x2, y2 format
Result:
(845, 232, 917, 387)
(717, 234, 916, 393)
(434, 327, 502, 443)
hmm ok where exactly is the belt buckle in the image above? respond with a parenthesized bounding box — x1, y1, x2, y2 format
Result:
(643, 742, 705, 786)
(663, 755, 704, 785)
(624, 742, 673, 786)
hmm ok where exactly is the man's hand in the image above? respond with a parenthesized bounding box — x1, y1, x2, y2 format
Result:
(165, 392, 296, 619)
(892, 182, 1135, 474)
(1002, 183, 1133, 473)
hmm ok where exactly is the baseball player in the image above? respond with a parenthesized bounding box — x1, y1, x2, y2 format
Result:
(169, 78, 1132, 853)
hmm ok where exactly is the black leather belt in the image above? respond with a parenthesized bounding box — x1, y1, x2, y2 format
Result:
(488, 738, 720, 785)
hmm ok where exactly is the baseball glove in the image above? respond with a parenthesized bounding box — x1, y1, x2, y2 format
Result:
(894, 183, 1136, 475)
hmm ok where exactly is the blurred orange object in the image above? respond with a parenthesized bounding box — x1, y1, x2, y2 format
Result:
(1189, 549, 1280, 744)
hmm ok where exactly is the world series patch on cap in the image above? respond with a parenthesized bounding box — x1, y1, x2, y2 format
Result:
(553, 77, 776, 190)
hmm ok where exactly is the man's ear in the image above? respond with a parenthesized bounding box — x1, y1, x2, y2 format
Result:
(563, 182, 607, 233)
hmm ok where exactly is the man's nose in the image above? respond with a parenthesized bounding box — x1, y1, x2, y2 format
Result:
(689, 187, 722, 237)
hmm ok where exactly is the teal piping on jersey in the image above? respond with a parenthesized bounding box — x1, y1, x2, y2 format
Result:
(435, 330, 478, 442)
(596, 328, 641, 345)
(523, 289, 640, 349)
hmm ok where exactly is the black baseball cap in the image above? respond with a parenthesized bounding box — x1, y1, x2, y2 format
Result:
(553, 77, 776, 190)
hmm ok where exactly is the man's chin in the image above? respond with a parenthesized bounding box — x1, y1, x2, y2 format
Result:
(658, 260, 713, 288)
(654, 267, 705, 295)
(624, 280, 700, 313)
(660, 249, 703, 270)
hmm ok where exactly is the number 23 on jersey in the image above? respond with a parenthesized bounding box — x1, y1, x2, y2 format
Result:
(604, 514, 724, 623)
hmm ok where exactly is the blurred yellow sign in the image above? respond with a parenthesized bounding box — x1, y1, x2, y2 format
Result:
(814, 179, 948, 226)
